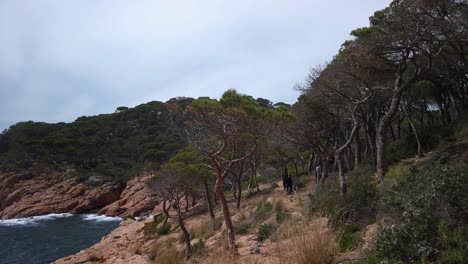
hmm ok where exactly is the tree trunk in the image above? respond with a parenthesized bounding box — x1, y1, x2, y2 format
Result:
(403, 104, 423, 157)
(248, 160, 259, 192)
(294, 161, 299, 177)
(214, 177, 236, 250)
(307, 153, 314, 177)
(236, 173, 242, 209)
(354, 131, 361, 168)
(204, 180, 215, 221)
(376, 69, 416, 182)
(162, 200, 170, 225)
(177, 208, 191, 259)
(335, 151, 347, 194)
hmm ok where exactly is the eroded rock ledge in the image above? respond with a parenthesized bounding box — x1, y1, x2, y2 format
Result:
(0, 171, 158, 219)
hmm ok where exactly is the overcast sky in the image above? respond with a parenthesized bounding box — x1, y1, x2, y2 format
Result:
(0, 0, 391, 131)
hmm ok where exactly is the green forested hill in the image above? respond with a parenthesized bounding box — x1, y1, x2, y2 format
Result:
(0, 99, 191, 181)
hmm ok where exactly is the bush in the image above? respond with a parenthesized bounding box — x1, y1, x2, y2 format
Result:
(157, 223, 172, 236)
(385, 163, 411, 184)
(254, 200, 273, 221)
(142, 221, 159, 239)
(338, 224, 361, 252)
(373, 159, 468, 263)
(294, 176, 310, 190)
(274, 200, 289, 224)
(257, 223, 275, 242)
(192, 239, 206, 256)
(308, 165, 377, 228)
(234, 214, 252, 235)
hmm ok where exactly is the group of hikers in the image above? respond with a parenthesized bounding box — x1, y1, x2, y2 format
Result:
(281, 155, 334, 194)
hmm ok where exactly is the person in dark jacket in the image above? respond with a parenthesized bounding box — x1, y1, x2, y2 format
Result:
(286, 175, 293, 194)
(282, 167, 288, 191)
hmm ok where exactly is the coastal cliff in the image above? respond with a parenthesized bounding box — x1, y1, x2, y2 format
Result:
(0, 171, 158, 219)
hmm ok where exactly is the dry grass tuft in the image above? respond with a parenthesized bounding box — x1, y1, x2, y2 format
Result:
(275, 220, 337, 264)
(151, 243, 183, 264)
(191, 217, 222, 240)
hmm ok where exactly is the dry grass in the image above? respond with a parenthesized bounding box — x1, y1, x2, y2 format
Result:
(191, 217, 222, 240)
(274, 220, 337, 264)
(151, 243, 183, 264)
(191, 247, 238, 264)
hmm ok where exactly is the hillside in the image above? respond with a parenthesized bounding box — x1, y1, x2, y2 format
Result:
(0, 98, 190, 218)
(53, 122, 468, 263)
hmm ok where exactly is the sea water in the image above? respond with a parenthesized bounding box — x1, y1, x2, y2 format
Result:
(0, 213, 121, 264)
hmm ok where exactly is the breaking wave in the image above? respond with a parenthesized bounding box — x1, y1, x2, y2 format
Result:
(80, 214, 122, 222)
(0, 213, 73, 226)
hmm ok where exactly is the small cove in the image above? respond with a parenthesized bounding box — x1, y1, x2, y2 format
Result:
(0, 214, 121, 264)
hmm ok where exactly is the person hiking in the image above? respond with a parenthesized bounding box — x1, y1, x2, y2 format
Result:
(315, 160, 322, 182)
(286, 175, 293, 194)
(282, 167, 289, 191)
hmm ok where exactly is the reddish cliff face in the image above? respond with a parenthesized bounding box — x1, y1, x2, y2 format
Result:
(0, 171, 158, 219)
(98, 175, 159, 217)
(0, 171, 125, 219)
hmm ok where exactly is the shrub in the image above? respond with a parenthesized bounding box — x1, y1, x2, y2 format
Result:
(87, 253, 102, 262)
(142, 221, 159, 239)
(308, 165, 377, 228)
(338, 224, 361, 252)
(257, 223, 275, 242)
(192, 239, 206, 256)
(373, 159, 468, 263)
(125, 214, 136, 221)
(294, 176, 309, 190)
(385, 163, 411, 184)
(274, 200, 289, 224)
(254, 200, 273, 221)
(234, 214, 252, 235)
(157, 223, 172, 236)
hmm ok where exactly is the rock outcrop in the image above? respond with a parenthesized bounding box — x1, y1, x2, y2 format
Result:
(98, 175, 159, 217)
(0, 170, 160, 219)
(0, 170, 125, 219)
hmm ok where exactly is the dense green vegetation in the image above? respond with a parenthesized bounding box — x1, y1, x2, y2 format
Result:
(0, 100, 189, 181)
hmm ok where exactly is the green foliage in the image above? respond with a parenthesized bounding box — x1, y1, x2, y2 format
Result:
(294, 175, 310, 190)
(308, 166, 378, 228)
(437, 223, 468, 264)
(338, 224, 361, 252)
(142, 221, 160, 239)
(157, 223, 172, 236)
(254, 201, 273, 221)
(274, 200, 289, 224)
(125, 214, 136, 221)
(373, 158, 468, 263)
(234, 214, 252, 235)
(385, 163, 411, 184)
(350, 26, 384, 38)
(0, 100, 186, 181)
(257, 223, 275, 242)
(192, 239, 206, 256)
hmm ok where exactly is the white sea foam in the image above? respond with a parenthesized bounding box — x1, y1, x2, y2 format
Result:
(135, 214, 154, 221)
(81, 214, 122, 222)
(0, 213, 73, 226)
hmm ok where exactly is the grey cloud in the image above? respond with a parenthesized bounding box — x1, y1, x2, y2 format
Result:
(0, 0, 392, 131)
